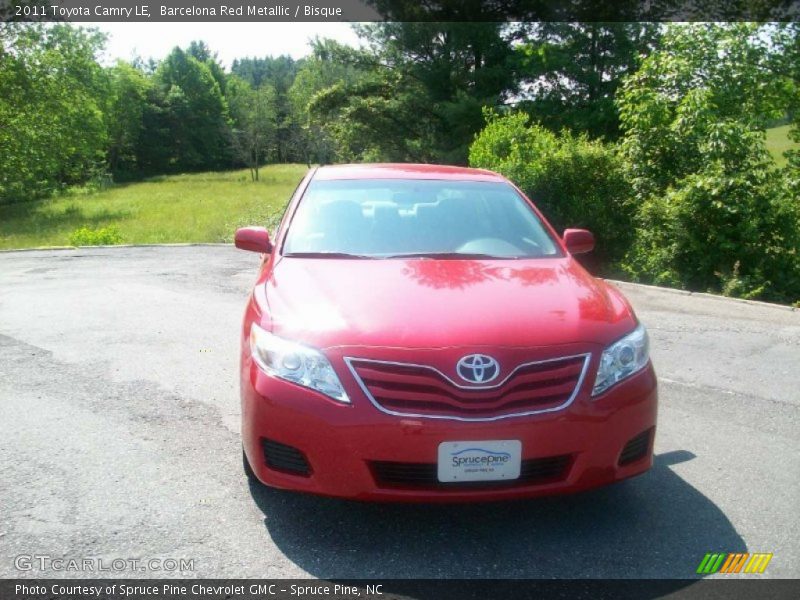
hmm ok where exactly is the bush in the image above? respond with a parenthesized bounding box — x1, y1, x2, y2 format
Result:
(621, 160, 800, 303)
(69, 225, 124, 247)
(614, 25, 800, 305)
(469, 111, 635, 271)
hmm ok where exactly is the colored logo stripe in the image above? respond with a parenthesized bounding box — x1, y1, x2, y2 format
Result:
(744, 553, 773, 574)
(697, 553, 773, 574)
(720, 553, 749, 573)
(697, 553, 726, 574)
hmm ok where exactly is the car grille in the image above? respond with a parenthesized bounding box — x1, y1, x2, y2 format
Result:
(369, 455, 572, 490)
(618, 428, 653, 466)
(261, 437, 312, 477)
(346, 354, 590, 420)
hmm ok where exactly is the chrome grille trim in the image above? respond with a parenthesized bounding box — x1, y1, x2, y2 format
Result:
(344, 353, 592, 422)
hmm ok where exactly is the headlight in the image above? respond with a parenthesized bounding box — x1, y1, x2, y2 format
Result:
(249, 324, 349, 404)
(592, 323, 649, 396)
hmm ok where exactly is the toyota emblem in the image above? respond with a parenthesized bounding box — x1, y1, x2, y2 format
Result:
(456, 354, 500, 384)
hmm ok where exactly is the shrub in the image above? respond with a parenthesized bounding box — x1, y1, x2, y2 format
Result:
(69, 225, 124, 246)
(621, 159, 800, 303)
(469, 111, 635, 271)
(615, 23, 800, 304)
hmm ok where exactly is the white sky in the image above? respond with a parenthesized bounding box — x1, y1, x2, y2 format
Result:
(89, 22, 363, 67)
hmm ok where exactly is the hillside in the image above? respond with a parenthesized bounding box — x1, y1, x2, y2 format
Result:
(0, 165, 308, 250)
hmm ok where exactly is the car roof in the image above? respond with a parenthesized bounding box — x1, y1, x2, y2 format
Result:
(312, 163, 507, 182)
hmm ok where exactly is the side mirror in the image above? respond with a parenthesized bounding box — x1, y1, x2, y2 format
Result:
(234, 227, 272, 254)
(563, 228, 595, 255)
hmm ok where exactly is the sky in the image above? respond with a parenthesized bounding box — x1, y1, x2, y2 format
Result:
(89, 22, 363, 67)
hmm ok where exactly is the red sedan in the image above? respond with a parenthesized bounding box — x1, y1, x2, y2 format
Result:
(236, 164, 657, 502)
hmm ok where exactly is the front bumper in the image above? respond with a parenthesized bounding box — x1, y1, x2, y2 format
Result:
(241, 353, 658, 502)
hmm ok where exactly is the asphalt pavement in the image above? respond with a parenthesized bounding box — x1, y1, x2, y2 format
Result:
(0, 246, 797, 579)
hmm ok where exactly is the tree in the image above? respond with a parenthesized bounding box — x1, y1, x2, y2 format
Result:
(152, 47, 231, 171)
(288, 40, 360, 165)
(0, 24, 108, 203)
(768, 24, 800, 184)
(316, 74, 437, 162)
(616, 23, 800, 302)
(618, 24, 793, 198)
(514, 23, 661, 139)
(187, 40, 228, 95)
(133, 83, 174, 174)
(231, 55, 303, 162)
(106, 60, 151, 177)
(307, 21, 519, 164)
(227, 77, 277, 181)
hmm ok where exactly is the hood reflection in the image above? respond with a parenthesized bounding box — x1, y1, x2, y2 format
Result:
(401, 260, 559, 290)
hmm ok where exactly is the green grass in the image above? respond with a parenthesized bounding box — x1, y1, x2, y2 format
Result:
(766, 124, 797, 167)
(0, 164, 309, 250)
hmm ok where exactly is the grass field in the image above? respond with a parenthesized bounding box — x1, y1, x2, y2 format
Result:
(0, 164, 308, 250)
(766, 124, 797, 167)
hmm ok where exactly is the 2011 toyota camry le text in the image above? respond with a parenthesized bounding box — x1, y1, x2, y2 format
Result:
(235, 163, 657, 502)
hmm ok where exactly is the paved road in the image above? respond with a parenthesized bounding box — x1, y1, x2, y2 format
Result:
(0, 246, 797, 580)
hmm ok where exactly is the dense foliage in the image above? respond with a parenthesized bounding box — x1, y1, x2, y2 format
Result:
(514, 23, 661, 139)
(471, 24, 800, 303)
(470, 111, 634, 270)
(230, 55, 304, 163)
(616, 23, 800, 303)
(0, 25, 108, 201)
(309, 22, 519, 164)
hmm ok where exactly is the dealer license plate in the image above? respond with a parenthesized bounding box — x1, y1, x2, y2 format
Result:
(437, 440, 522, 482)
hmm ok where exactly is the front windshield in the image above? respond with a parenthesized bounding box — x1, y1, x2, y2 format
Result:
(283, 178, 562, 259)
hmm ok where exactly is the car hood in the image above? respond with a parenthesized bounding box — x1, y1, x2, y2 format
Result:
(262, 257, 636, 350)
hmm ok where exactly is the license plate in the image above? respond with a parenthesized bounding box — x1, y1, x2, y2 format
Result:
(437, 440, 522, 482)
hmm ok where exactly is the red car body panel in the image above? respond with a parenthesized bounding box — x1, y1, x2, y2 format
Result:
(262, 257, 635, 350)
(239, 164, 658, 502)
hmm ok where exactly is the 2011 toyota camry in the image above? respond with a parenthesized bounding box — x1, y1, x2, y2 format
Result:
(236, 164, 657, 502)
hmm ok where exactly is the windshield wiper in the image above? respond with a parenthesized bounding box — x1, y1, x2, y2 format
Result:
(382, 252, 516, 260)
(283, 251, 375, 259)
